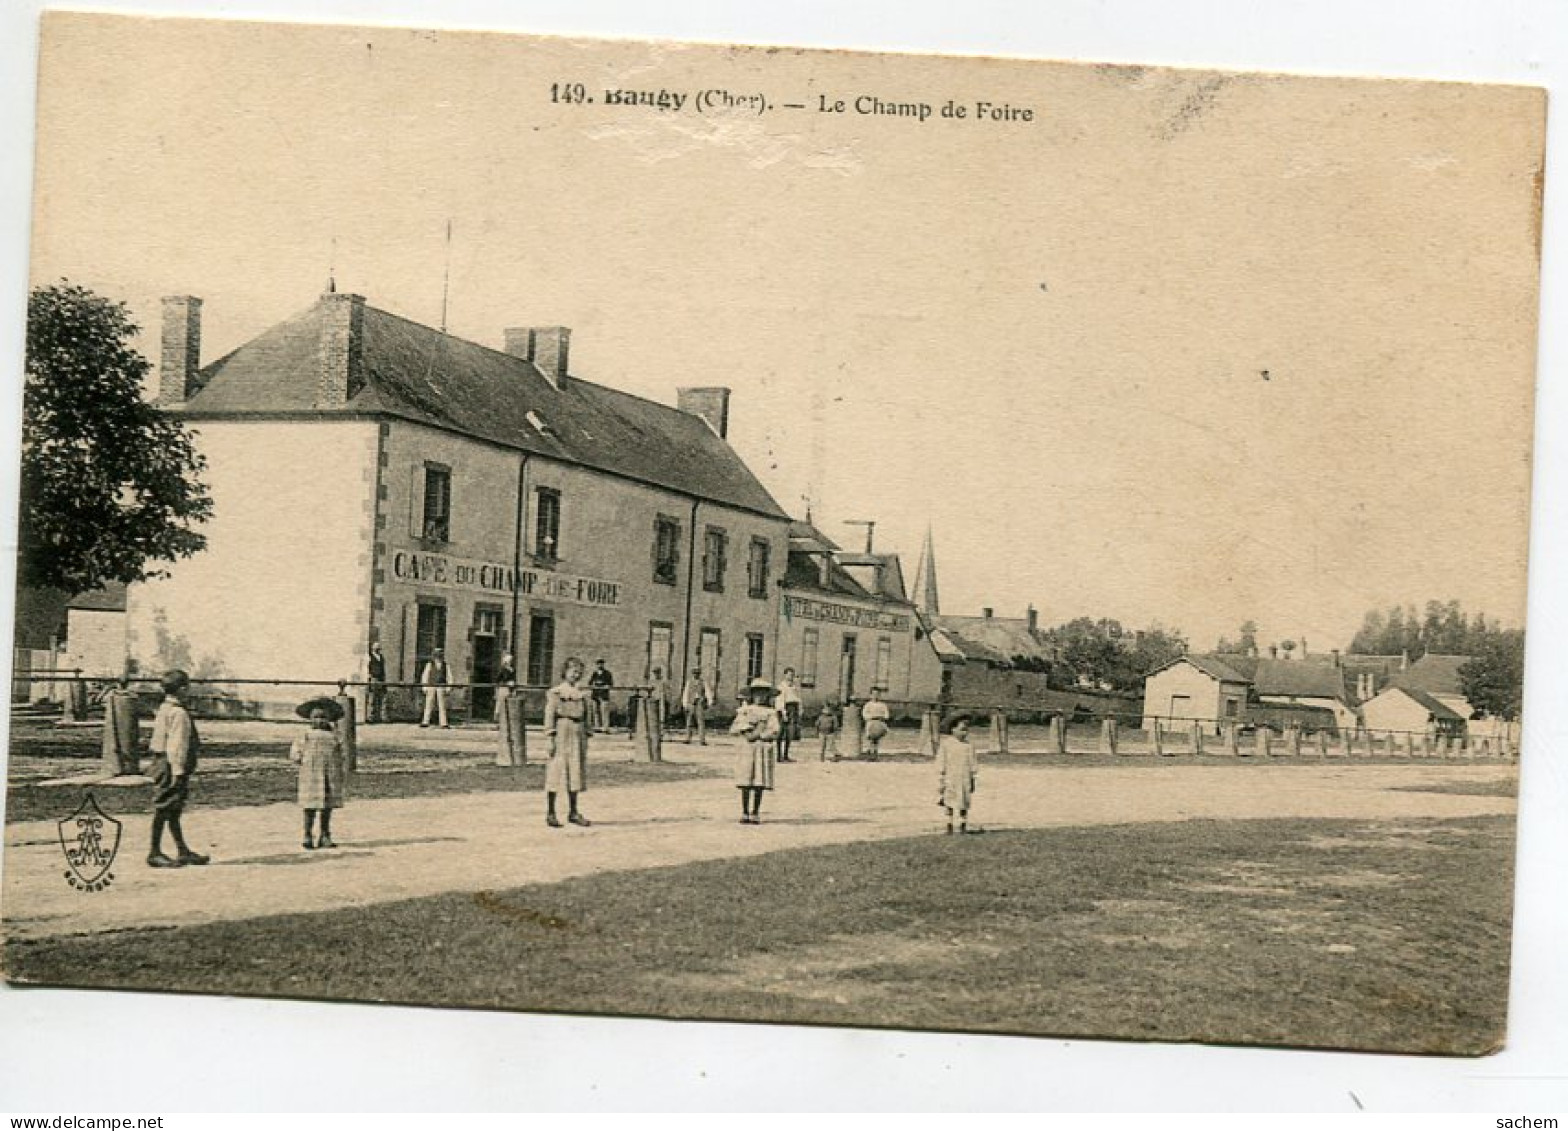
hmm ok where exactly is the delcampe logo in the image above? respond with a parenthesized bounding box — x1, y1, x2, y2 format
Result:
(57, 794, 121, 892)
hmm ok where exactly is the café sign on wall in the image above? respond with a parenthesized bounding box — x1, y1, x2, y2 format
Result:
(390, 550, 622, 608)
(784, 595, 910, 632)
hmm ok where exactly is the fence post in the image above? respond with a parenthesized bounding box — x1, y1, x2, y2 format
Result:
(1435, 734, 1450, 758)
(64, 671, 88, 723)
(642, 693, 664, 762)
(990, 709, 1009, 756)
(1399, 731, 1414, 759)
(100, 684, 140, 776)
(496, 690, 528, 767)
(1333, 728, 1350, 758)
(334, 681, 358, 773)
(1049, 715, 1067, 755)
(841, 700, 863, 758)
(1190, 720, 1204, 756)
(1282, 725, 1301, 757)
(918, 708, 939, 757)
(1315, 731, 1329, 758)
(1099, 717, 1118, 756)
(1151, 719, 1166, 756)
(1253, 727, 1271, 757)
(1221, 721, 1239, 756)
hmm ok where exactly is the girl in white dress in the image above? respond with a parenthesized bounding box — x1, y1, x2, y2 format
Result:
(730, 678, 782, 824)
(936, 714, 979, 834)
(544, 657, 592, 828)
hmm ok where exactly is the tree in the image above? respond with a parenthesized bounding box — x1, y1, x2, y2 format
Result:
(1043, 617, 1188, 693)
(1459, 628, 1526, 722)
(22, 282, 212, 592)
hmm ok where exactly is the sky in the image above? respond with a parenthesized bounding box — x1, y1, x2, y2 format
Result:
(25, 13, 1544, 652)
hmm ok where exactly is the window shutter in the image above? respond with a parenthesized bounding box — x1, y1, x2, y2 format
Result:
(409, 465, 423, 537)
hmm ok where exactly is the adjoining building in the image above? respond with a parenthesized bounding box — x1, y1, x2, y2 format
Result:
(774, 520, 934, 713)
(1140, 654, 1251, 734)
(124, 290, 792, 718)
(1141, 651, 1357, 734)
(1360, 685, 1468, 738)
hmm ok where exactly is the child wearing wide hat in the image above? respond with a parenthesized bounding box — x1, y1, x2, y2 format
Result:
(292, 696, 347, 849)
(936, 713, 979, 834)
(730, 677, 782, 824)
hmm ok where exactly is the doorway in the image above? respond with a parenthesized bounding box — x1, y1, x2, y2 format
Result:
(470, 607, 504, 720)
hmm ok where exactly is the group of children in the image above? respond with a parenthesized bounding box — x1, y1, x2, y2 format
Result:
(727, 674, 980, 831)
(140, 662, 980, 867)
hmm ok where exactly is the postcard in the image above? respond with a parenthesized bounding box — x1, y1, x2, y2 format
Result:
(2, 12, 1545, 1057)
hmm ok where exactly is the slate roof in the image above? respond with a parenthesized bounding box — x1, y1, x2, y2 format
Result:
(836, 553, 909, 602)
(1394, 687, 1468, 722)
(180, 297, 788, 519)
(1389, 653, 1471, 698)
(934, 615, 1052, 667)
(1250, 658, 1351, 701)
(1176, 654, 1254, 683)
(782, 552, 876, 601)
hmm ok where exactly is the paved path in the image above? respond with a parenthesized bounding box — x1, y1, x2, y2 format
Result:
(2, 741, 1515, 942)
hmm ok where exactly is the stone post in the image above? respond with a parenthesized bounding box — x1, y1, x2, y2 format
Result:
(496, 691, 528, 766)
(334, 681, 358, 773)
(1099, 717, 1118, 756)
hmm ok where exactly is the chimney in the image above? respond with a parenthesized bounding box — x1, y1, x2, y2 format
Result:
(982, 607, 993, 619)
(502, 327, 532, 360)
(678, 387, 732, 439)
(1331, 648, 1341, 668)
(158, 296, 203, 405)
(1027, 605, 1039, 633)
(317, 292, 366, 406)
(530, 327, 570, 389)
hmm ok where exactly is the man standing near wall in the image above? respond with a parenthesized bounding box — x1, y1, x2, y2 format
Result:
(420, 648, 450, 729)
(682, 665, 713, 745)
(365, 642, 387, 724)
(588, 658, 614, 732)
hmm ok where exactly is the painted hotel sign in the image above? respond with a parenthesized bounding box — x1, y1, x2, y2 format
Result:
(390, 550, 622, 608)
(784, 595, 910, 633)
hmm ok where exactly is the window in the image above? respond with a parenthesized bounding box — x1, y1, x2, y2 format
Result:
(421, 465, 451, 542)
(875, 636, 893, 691)
(646, 622, 674, 681)
(702, 526, 727, 592)
(746, 634, 765, 682)
(526, 612, 556, 687)
(1224, 697, 1241, 719)
(698, 629, 722, 695)
(652, 515, 681, 586)
(801, 628, 820, 687)
(414, 602, 447, 676)
(534, 487, 561, 562)
(747, 536, 771, 599)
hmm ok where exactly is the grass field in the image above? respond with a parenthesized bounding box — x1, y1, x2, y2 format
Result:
(4, 812, 1512, 1055)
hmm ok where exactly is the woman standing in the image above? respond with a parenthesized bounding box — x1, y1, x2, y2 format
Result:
(774, 668, 803, 762)
(292, 697, 347, 849)
(544, 657, 592, 828)
(936, 714, 979, 835)
(730, 678, 782, 824)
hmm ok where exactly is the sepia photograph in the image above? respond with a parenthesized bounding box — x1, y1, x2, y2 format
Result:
(0, 0, 1564, 1114)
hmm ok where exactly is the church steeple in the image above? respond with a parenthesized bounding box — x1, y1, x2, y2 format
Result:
(912, 525, 940, 615)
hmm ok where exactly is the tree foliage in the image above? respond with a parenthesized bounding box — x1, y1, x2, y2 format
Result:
(1348, 599, 1494, 661)
(1041, 617, 1188, 693)
(1458, 629, 1526, 721)
(22, 282, 212, 592)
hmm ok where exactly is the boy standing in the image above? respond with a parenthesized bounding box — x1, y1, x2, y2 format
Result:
(146, 669, 209, 868)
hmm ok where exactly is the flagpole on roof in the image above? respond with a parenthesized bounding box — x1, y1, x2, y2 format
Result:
(439, 218, 452, 334)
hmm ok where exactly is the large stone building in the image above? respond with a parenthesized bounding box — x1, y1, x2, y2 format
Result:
(125, 290, 792, 718)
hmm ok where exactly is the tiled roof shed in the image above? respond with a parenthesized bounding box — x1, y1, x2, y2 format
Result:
(176, 297, 789, 520)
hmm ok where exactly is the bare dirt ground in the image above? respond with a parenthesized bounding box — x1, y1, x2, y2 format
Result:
(1, 718, 1516, 943)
